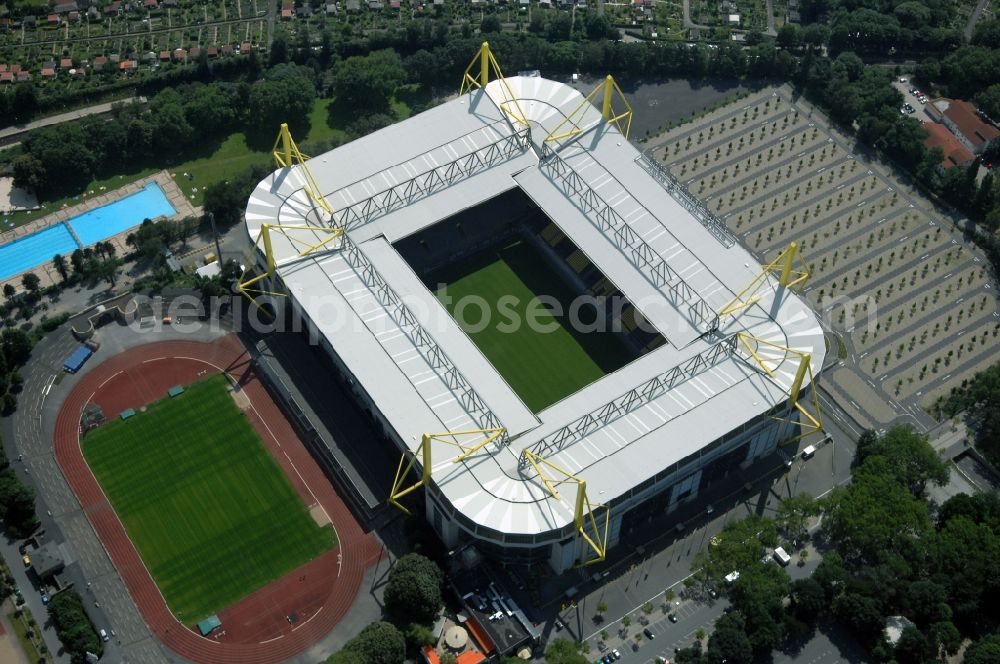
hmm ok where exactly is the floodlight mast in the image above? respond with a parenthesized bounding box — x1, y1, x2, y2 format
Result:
(236, 125, 344, 310)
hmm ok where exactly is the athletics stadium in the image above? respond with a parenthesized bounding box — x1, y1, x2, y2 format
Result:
(240, 44, 826, 573)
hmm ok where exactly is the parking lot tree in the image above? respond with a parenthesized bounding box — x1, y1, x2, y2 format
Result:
(832, 592, 886, 647)
(729, 564, 790, 654)
(894, 626, 931, 664)
(790, 578, 826, 622)
(675, 645, 705, 663)
(1, 328, 33, 366)
(775, 492, 818, 541)
(596, 599, 608, 618)
(854, 426, 948, 497)
(964, 633, 1000, 664)
(327, 621, 405, 664)
(823, 457, 933, 566)
(706, 613, 753, 664)
(693, 513, 778, 585)
(544, 638, 589, 664)
(931, 620, 962, 657)
(384, 553, 443, 624)
(936, 361, 1000, 466)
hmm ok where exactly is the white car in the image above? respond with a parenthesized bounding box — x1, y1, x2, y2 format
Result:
(99, 629, 110, 642)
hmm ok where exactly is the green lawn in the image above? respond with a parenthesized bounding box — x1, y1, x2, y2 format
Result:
(426, 240, 637, 412)
(169, 132, 270, 206)
(82, 374, 335, 624)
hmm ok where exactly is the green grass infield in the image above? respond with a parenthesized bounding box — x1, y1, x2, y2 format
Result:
(83, 374, 335, 624)
(427, 239, 636, 412)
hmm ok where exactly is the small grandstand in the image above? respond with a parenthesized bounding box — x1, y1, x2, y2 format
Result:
(242, 45, 826, 572)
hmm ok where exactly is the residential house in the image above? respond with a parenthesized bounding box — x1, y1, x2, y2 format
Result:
(93, 55, 108, 69)
(159, 50, 170, 61)
(23, 15, 36, 28)
(0, 72, 12, 84)
(346, 0, 360, 11)
(41, 67, 56, 79)
(389, 0, 400, 9)
(325, 2, 338, 14)
(104, 0, 122, 14)
(143, 0, 158, 9)
(59, 58, 73, 68)
(926, 97, 1000, 155)
(298, 3, 313, 15)
(119, 59, 137, 72)
(69, 10, 81, 20)
(221, 44, 233, 55)
(172, 47, 187, 61)
(54, 1, 79, 13)
(161, 0, 178, 7)
(367, 0, 383, 9)
(188, 46, 201, 59)
(280, 6, 293, 18)
(16, 71, 30, 81)
(206, 46, 218, 58)
(240, 41, 251, 52)
(47, 14, 60, 25)
(87, 6, 100, 20)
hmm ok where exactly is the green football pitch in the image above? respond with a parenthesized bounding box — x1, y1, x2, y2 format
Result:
(82, 374, 335, 624)
(426, 239, 637, 412)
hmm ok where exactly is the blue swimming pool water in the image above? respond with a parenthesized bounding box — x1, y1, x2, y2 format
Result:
(69, 182, 176, 247)
(0, 223, 79, 281)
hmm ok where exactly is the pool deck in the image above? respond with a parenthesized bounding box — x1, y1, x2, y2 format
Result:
(0, 171, 195, 293)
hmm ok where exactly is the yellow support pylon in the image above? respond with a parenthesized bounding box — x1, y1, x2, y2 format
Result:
(388, 428, 506, 514)
(459, 42, 529, 127)
(736, 332, 823, 442)
(236, 223, 344, 306)
(520, 450, 610, 567)
(544, 75, 633, 144)
(718, 242, 811, 319)
(271, 123, 333, 217)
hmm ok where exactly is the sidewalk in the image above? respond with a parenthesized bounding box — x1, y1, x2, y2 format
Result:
(0, 98, 146, 146)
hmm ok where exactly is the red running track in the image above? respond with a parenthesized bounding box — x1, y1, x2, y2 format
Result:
(53, 335, 382, 664)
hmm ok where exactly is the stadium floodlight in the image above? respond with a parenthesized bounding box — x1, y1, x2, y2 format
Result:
(718, 241, 811, 319)
(519, 449, 610, 567)
(459, 41, 529, 128)
(544, 75, 633, 148)
(735, 332, 824, 443)
(389, 428, 507, 515)
(272, 122, 334, 219)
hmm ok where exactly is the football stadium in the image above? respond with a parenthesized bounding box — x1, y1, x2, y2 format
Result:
(241, 44, 826, 573)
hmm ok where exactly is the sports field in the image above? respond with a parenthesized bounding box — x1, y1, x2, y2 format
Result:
(82, 374, 335, 624)
(427, 239, 637, 412)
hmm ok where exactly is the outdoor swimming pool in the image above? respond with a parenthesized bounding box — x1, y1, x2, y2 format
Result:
(69, 182, 176, 247)
(0, 182, 176, 282)
(0, 224, 79, 281)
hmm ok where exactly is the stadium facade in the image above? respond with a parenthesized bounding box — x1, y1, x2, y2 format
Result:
(243, 50, 825, 573)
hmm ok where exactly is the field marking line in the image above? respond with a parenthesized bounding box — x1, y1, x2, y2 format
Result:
(244, 388, 336, 537)
(96, 370, 124, 392)
(259, 634, 284, 644)
(291, 606, 322, 631)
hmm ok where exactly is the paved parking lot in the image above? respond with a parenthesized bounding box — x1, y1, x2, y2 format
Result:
(647, 85, 999, 431)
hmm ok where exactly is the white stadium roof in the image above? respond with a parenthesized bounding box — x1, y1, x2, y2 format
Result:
(245, 75, 826, 539)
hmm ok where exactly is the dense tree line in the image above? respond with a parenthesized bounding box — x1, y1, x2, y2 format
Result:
(817, 427, 1000, 661)
(12, 63, 315, 200)
(0, 431, 40, 537)
(935, 361, 1000, 466)
(326, 553, 443, 664)
(47, 590, 103, 663)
